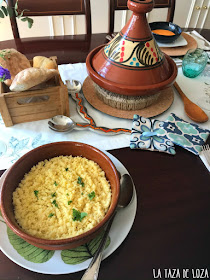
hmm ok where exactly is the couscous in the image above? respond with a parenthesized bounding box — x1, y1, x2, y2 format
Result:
(13, 155, 111, 240)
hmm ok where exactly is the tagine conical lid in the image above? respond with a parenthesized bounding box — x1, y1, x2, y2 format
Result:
(86, 0, 177, 96)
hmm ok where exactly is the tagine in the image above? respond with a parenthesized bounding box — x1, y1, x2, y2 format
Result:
(86, 0, 177, 110)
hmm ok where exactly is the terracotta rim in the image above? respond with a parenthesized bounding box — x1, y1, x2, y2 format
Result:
(0, 141, 120, 246)
(86, 45, 178, 96)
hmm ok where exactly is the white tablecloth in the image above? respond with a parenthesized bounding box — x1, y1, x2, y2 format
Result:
(0, 49, 210, 170)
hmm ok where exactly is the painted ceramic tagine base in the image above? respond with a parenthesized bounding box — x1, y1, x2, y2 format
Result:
(86, 0, 177, 102)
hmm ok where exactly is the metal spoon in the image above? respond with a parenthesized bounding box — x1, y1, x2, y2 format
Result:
(64, 80, 131, 134)
(174, 81, 208, 123)
(81, 173, 134, 280)
(66, 79, 82, 94)
(48, 115, 88, 132)
(48, 115, 131, 135)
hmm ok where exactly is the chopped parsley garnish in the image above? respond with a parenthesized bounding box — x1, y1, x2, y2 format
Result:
(68, 200, 72, 205)
(65, 168, 69, 171)
(34, 190, 39, 199)
(51, 192, 56, 197)
(72, 208, 87, 222)
(88, 191, 95, 200)
(48, 213, 54, 218)
(54, 181, 58, 186)
(77, 176, 84, 187)
(81, 192, 84, 195)
(66, 193, 69, 196)
(52, 199, 59, 208)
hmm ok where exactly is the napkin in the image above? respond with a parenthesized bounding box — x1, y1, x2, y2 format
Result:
(130, 114, 176, 155)
(157, 113, 210, 155)
(187, 30, 210, 51)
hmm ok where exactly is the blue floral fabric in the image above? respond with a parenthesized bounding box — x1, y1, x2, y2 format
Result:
(130, 114, 176, 155)
(157, 113, 210, 155)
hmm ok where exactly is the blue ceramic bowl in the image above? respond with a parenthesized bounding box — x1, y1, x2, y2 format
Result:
(149, 22, 182, 43)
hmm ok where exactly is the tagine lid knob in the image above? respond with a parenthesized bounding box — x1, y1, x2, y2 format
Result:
(128, 0, 154, 14)
(122, 0, 154, 39)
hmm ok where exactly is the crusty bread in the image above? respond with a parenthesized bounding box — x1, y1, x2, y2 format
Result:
(33, 56, 57, 69)
(0, 49, 31, 87)
(10, 68, 59, 92)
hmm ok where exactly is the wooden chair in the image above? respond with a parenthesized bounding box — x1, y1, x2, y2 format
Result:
(109, 0, 176, 34)
(7, 0, 92, 39)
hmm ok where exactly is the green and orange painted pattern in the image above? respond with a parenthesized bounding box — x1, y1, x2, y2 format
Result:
(76, 123, 131, 134)
(75, 93, 131, 134)
(75, 93, 95, 125)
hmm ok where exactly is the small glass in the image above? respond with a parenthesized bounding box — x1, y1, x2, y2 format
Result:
(182, 48, 208, 78)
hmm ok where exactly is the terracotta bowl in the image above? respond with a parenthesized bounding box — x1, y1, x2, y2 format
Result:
(0, 142, 120, 250)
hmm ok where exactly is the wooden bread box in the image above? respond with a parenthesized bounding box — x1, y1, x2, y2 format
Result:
(0, 57, 70, 127)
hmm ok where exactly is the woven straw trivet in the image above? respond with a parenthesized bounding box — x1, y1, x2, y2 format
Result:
(82, 76, 174, 120)
(160, 33, 198, 57)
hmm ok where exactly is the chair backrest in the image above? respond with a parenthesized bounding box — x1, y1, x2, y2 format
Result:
(7, 0, 92, 39)
(109, 0, 176, 34)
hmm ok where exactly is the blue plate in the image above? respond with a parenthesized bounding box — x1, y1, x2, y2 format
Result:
(149, 21, 182, 44)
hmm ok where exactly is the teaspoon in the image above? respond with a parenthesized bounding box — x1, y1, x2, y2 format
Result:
(48, 115, 131, 135)
(81, 173, 134, 280)
(66, 79, 82, 94)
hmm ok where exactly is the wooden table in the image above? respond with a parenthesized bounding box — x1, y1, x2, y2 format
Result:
(0, 30, 210, 280)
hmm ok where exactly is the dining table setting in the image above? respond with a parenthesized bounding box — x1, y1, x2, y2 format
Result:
(0, 1, 210, 278)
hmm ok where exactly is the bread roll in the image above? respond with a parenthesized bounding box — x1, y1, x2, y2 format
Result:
(0, 49, 31, 86)
(33, 56, 57, 69)
(10, 68, 59, 92)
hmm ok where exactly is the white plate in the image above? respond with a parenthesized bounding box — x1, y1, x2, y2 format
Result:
(0, 151, 137, 275)
(157, 34, 187, 48)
